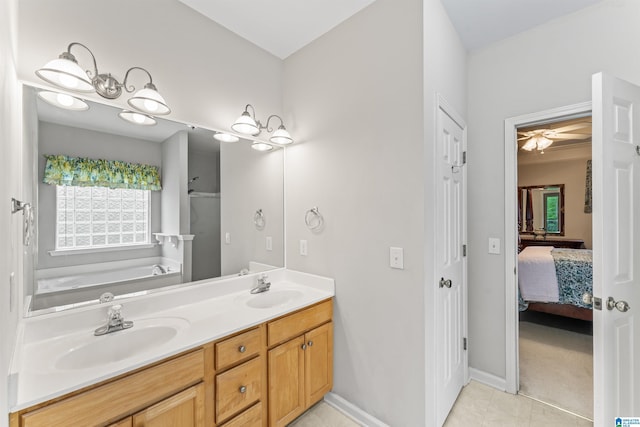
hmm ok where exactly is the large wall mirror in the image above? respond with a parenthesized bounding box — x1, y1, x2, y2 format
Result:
(518, 184, 564, 236)
(23, 85, 285, 315)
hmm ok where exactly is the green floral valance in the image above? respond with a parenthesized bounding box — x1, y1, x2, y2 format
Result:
(43, 155, 162, 191)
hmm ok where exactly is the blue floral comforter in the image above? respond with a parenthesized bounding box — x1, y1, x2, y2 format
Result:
(519, 248, 593, 310)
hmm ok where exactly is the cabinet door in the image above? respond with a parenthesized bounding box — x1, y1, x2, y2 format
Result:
(268, 335, 306, 427)
(132, 383, 205, 427)
(305, 322, 333, 406)
(108, 418, 132, 427)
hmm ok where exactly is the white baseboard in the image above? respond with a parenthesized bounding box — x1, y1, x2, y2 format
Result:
(323, 392, 390, 427)
(469, 367, 508, 392)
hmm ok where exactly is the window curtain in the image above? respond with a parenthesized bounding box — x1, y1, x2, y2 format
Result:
(584, 159, 592, 213)
(43, 155, 162, 191)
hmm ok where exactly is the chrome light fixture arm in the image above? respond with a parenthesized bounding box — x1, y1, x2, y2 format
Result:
(121, 66, 155, 94)
(264, 114, 285, 133)
(65, 42, 100, 79)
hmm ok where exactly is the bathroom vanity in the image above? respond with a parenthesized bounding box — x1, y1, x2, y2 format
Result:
(8, 269, 334, 427)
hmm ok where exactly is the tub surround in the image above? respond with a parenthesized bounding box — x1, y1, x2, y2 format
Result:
(9, 268, 334, 412)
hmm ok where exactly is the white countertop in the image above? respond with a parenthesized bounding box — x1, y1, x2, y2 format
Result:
(9, 268, 334, 412)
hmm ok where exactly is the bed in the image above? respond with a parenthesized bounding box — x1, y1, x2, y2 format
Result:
(518, 246, 593, 321)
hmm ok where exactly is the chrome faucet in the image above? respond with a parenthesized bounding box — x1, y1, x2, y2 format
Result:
(152, 264, 167, 275)
(250, 274, 271, 294)
(94, 304, 134, 336)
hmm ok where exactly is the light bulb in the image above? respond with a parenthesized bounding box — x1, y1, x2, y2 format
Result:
(144, 99, 159, 112)
(56, 93, 74, 107)
(59, 73, 79, 89)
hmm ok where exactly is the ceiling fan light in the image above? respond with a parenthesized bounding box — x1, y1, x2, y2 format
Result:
(521, 138, 537, 151)
(128, 83, 170, 115)
(270, 125, 293, 145)
(231, 111, 260, 135)
(537, 136, 553, 150)
(36, 56, 94, 92)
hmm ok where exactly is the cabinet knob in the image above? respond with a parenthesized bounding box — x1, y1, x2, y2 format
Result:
(239, 385, 247, 394)
(301, 344, 307, 350)
(238, 345, 246, 353)
(307, 340, 314, 347)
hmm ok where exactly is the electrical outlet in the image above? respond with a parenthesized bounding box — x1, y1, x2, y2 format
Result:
(390, 247, 404, 269)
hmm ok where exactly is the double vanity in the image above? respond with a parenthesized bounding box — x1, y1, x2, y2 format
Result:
(8, 269, 335, 427)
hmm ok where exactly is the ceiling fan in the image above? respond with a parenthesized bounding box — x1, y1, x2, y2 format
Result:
(518, 122, 591, 152)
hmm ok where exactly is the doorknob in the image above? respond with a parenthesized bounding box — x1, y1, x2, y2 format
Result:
(439, 277, 452, 288)
(582, 293, 602, 310)
(607, 296, 631, 312)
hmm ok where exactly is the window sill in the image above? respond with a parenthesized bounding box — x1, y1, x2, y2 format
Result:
(48, 243, 158, 257)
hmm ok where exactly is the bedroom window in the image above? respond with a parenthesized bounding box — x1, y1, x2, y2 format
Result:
(55, 185, 150, 250)
(543, 192, 560, 233)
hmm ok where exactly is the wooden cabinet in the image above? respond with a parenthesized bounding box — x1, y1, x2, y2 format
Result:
(132, 383, 205, 427)
(267, 300, 333, 427)
(10, 298, 333, 427)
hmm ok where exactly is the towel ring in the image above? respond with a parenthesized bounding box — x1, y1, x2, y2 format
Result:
(254, 209, 265, 229)
(305, 207, 324, 231)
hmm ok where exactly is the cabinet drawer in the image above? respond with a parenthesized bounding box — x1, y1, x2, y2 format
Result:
(216, 327, 261, 370)
(20, 349, 204, 427)
(219, 401, 262, 427)
(216, 357, 262, 422)
(268, 299, 332, 346)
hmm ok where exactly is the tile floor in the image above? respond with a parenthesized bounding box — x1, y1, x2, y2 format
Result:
(292, 381, 593, 426)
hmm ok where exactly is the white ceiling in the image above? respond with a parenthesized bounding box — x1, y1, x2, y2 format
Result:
(179, 0, 603, 57)
(178, 0, 377, 59)
(440, 0, 603, 51)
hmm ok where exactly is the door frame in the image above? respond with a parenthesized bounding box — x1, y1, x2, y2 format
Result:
(503, 101, 592, 394)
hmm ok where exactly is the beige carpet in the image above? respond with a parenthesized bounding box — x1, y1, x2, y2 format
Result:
(519, 321, 593, 419)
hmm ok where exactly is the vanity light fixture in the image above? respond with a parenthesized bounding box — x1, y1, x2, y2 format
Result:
(213, 132, 240, 143)
(37, 90, 89, 111)
(118, 110, 157, 126)
(231, 104, 293, 145)
(251, 142, 274, 152)
(36, 42, 171, 116)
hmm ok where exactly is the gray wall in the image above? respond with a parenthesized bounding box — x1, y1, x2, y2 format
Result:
(220, 142, 284, 276)
(283, 0, 466, 424)
(37, 121, 163, 269)
(467, 0, 640, 380)
(0, 0, 21, 425)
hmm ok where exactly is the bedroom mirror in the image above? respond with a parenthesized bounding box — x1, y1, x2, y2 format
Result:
(22, 84, 285, 315)
(518, 184, 564, 235)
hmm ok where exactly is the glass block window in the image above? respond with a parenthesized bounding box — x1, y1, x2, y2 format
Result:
(56, 186, 150, 250)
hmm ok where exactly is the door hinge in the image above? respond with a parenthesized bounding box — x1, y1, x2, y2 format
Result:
(462, 244, 467, 257)
(462, 151, 467, 165)
(463, 337, 467, 351)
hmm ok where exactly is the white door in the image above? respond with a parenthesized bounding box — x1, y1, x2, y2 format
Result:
(592, 72, 640, 425)
(435, 98, 467, 426)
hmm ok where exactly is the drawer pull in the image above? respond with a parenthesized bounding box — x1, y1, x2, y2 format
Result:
(308, 340, 314, 347)
(238, 345, 246, 353)
(301, 344, 307, 350)
(239, 385, 247, 394)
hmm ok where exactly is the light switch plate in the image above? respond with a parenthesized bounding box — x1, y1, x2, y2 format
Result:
(266, 236, 273, 251)
(390, 247, 404, 269)
(488, 237, 501, 254)
(300, 239, 308, 256)
(225, 232, 231, 244)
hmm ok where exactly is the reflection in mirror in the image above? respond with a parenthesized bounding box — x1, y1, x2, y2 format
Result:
(22, 85, 284, 315)
(518, 184, 564, 236)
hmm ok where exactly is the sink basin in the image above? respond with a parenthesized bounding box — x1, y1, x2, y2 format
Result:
(55, 317, 189, 370)
(243, 289, 304, 309)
